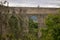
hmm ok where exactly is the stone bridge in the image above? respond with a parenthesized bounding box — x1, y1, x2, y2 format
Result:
(0, 6, 60, 38)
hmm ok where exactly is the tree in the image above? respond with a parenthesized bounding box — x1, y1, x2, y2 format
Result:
(0, 1, 9, 6)
(4, 1, 9, 6)
(28, 19, 38, 40)
(41, 14, 60, 40)
(8, 15, 22, 40)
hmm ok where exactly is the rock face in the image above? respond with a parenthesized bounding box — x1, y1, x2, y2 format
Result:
(0, 6, 60, 38)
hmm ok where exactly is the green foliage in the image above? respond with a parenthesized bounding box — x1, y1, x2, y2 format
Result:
(7, 15, 22, 40)
(41, 14, 60, 40)
(22, 33, 38, 40)
(29, 19, 38, 28)
(28, 19, 38, 40)
(0, 14, 38, 40)
(46, 14, 60, 27)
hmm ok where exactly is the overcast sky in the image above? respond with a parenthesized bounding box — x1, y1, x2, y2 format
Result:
(0, 0, 60, 7)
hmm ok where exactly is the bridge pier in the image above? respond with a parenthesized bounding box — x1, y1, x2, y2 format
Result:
(37, 14, 45, 38)
(22, 15, 29, 33)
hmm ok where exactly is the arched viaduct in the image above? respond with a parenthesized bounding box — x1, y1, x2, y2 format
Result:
(0, 6, 60, 38)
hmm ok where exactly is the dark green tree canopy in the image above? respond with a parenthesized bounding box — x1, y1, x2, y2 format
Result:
(41, 14, 60, 40)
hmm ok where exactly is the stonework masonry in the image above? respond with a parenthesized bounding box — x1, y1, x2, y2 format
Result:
(0, 6, 60, 38)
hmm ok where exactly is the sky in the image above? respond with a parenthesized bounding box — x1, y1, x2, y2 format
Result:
(0, 0, 60, 7)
